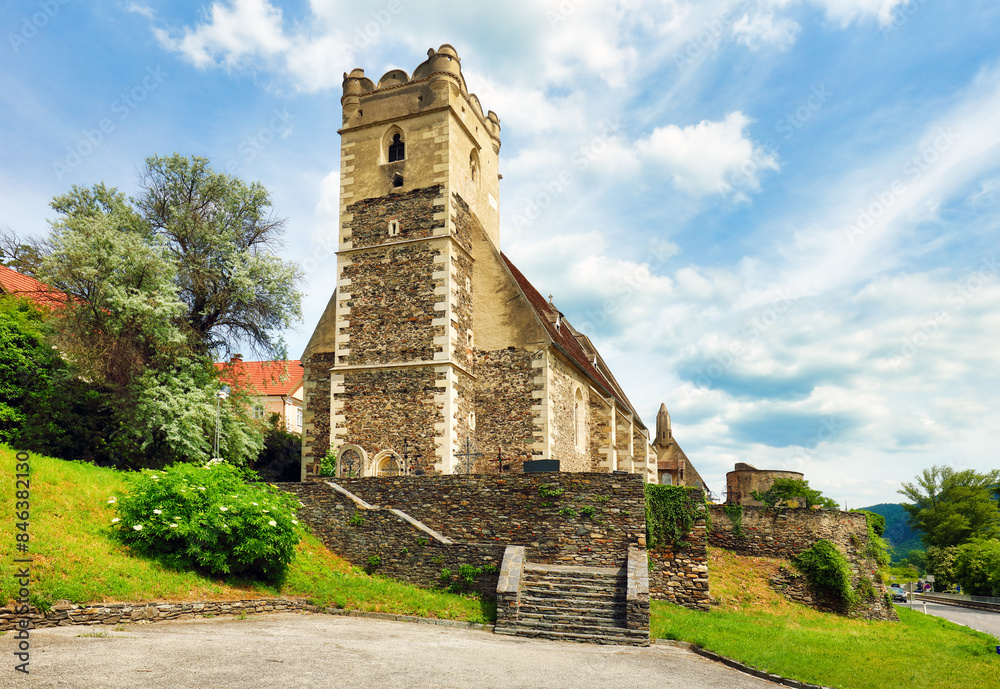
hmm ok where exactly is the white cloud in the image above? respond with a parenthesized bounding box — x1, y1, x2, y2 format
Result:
(125, 2, 156, 20)
(154, 0, 290, 70)
(732, 12, 800, 50)
(805, 0, 910, 27)
(637, 111, 779, 198)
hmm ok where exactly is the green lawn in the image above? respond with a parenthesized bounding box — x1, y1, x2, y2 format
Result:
(651, 548, 1000, 689)
(0, 445, 489, 622)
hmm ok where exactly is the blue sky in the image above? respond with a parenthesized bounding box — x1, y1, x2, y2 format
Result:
(3, 0, 999, 508)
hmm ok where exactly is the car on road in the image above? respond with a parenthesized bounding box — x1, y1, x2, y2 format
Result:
(889, 585, 907, 603)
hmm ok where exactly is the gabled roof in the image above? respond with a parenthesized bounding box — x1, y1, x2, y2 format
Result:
(0, 265, 68, 308)
(500, 254, 645, 429)
(214, 359, 304, 396)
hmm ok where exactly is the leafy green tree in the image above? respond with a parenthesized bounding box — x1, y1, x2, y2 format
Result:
(952, 539, 1000, 597)
(924, 545, 958, 590)
(135, 154, 302, 360)
(752, 477, 840, 509)
(0, 295, 57, 443)
(898, 465, 1000, 549)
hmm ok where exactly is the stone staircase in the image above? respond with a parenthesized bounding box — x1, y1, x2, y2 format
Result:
(495, 556, 649, 646)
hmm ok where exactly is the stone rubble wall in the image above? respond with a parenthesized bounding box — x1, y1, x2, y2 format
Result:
(709, 505, 897, 621)
(472, 347, 539, 473)
(300, 473, 646, 568)
(281, 481, 504, 597)
(301, 350, 337, 479)
(647, 496, 712, 610)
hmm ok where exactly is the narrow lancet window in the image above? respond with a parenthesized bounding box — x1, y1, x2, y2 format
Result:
(388, 133, 405, 162)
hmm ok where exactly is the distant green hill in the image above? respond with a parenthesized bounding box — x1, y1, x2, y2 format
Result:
(859, 503, 923, 562)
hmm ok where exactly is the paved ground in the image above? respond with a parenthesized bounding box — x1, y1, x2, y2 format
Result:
(896, 599, 1000, 639)
(1, 613, 778, 689)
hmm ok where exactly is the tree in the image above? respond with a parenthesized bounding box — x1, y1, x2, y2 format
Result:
(953, 539, 1000, 597)
(0, 295, 57, 443)
(15, 155, 301, 469)
(898, 465, 1000, 549)
(135, 154, 302, 360)
(752, 477, 840, 509)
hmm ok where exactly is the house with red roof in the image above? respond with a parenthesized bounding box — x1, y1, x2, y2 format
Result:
(0, 264, 67, 309)
(215, 356, 304, 435)
(298, 46, 705, 491)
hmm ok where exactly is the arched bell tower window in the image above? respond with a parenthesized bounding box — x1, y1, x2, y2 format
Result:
(469, 150, 479, 187)
(388, 132, 405, 162)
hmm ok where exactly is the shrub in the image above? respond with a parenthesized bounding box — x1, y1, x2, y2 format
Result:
(111, 461, 301, 583)
(645, 484, 703, 549)
(254, 423, 301, 482)
(794, 539, 856, 608)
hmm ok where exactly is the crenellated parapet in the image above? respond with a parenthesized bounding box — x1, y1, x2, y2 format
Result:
(340, 44, 501, 145)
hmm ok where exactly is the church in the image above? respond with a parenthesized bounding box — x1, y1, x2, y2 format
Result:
(300, 45, 705, 491)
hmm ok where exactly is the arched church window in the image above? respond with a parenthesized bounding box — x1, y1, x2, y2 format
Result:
(469, 150, 479, 186)
(376, 453, 402, 476)
(388, 133, 405, 162)
(339, 447, 363, 478)
(574, 388, 585, 450)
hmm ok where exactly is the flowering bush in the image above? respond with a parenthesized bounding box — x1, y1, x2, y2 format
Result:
(110, 462, 301, 583)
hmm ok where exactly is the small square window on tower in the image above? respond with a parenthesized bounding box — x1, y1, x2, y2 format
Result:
(388, 219, 400, 237)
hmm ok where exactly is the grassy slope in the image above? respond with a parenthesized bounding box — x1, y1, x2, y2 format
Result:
(651, 548, 1000, 689)
(0, 446, 489, 622)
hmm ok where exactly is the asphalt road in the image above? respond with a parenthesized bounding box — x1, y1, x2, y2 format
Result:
(896, 598, 1000, 639)
(1, 613, 778, 689)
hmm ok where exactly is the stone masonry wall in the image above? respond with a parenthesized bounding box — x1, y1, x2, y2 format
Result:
(310, 473, 647, 568)
(281, 482, 504, 597)
(709, 505, 896, 621)
(302, 351, 337, 479)
(344, 184, 444, 249)
(335, 367, 443, 474)
(548, 354, 590, 471)
(339, 243, 444, 366)
(472, 347, 539, 474)
(647, 492, 712, 610)
(588, 396, 612, 471)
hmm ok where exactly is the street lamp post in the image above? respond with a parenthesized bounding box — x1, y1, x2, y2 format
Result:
(213, 385, 231, 461)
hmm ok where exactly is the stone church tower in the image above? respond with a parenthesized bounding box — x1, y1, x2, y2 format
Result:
(301, 45, 702, 488)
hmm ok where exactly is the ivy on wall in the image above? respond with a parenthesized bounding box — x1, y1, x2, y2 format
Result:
(644, 484, 703, 549)
(793, 539, 857, 609)
(721, 503, 745, 538)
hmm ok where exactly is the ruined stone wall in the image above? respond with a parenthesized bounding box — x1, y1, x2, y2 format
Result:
(548, 354, 590, 471)
(334, 367, 443, 474)
(472, 347, 539, 473)
(709, 505, 896, 621)
(614, 408, 631, 465)
(301, 351, 336, 479)
(338, 242, 444, 365)
(317, 473, 646, 568)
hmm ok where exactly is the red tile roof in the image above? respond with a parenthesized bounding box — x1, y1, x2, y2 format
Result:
(214, 359, 304, 396)
(0, 264, 68, 308)
(501, 254, 644, 427)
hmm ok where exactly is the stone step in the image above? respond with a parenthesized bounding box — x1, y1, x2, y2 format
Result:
(519, 612, 628, 628)
(520, 597, 624, 612)
(494, 625, 649, 647)
(518, 601, 626, 617)
(521, 580, 625, 594)
(520, 587, 621, 601)
(513, 617, 638, 635)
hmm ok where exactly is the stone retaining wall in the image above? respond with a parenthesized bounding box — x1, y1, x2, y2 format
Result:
(709, 505, 897, 621)
(291, 472, 647, 568)
(647, 495, 712, 610)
